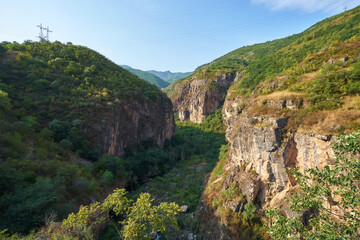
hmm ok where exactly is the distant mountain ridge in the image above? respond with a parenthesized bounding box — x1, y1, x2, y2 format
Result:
(147, 70, 192, 83)
(120, 65, 169, 89)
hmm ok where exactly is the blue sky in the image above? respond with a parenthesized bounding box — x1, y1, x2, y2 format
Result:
(0, 0, 359, 72)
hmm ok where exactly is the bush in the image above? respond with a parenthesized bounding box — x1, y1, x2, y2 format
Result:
(242, 202, 257, 221)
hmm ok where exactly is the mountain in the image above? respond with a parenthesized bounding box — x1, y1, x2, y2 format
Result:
(147, 70, 192, 83)
(0, 41, 175, 233)
(167, 6, 360, 239)
(121, 65, 170, 89)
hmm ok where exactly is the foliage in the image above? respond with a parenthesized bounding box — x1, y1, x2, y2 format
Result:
(0, 90, 11, 114)
(242, 202, 257, 221)
(169, 6, 360, 97)
(133, 110, 226, 237)
(62, 189, 181, 240)
(267, 130, 360, 239)
(147, 70, 192, 84)
(121, 65, 170, 89)
(0, 177, 59, 233)
(176, 108, 226, 133)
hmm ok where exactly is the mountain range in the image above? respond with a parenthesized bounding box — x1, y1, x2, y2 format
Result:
(121, 65, 191, 88)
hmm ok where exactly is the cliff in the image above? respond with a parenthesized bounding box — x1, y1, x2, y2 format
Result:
(0, 41, 175, 158)
(81, 95, 174, 157)
(170, 72, 238, 123)
(167, 6, 360, 239)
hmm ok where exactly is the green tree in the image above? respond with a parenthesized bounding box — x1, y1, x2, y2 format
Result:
(267, 130, 360, 239)
(0, 178, 59, 233)
(63, 189, 181, 240)
(242, 202, 257, 221)
(0, 90, 11, 114)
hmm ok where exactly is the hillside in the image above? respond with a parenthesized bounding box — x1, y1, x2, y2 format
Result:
(0, 41, 175, 234)
(167, 5, 360, 239)
(2, 5, 360, 240)
(168, 5, 360, 121)
(121, 65, 170, 89)
(148, 69, 192, 83)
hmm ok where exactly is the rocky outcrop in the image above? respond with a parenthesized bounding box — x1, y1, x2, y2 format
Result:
(80, 94, 175, 157)
(171, 73, 238, 123)
(222, 95, 334, 214)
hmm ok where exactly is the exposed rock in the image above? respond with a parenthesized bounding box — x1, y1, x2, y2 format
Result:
(237, 170, 261, 203)
(171, 73, 238, 123)
(328, 57, 336, 64)
(181, 205, 189, 213)
(224, 198, 244, 212)
(340, 57, 349, 62)
(150, 232, 158, 240)
(188, 233, 197, 240)
(224, 108, 334, 208)
(80, 95, 175, 157)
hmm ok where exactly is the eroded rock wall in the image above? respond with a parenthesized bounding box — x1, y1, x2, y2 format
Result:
(222, 96, 334, 212)
(171, 73, 238, 123)
(80, 94, 175, 157)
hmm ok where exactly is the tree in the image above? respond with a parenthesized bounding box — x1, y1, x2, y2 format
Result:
(0, 178, 59, 233)
(0, 90, 11, 114)
(267, 130, 360, 239)
(62, 189, 181, 240)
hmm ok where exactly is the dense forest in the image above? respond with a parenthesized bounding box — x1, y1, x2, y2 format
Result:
(121, 65, 170, 89)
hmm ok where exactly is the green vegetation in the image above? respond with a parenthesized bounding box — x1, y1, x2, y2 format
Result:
(267, 130, 360, 239)
(0, 189, 181, 240)
(290, 59, 360, 111)
(203, 130, 268, 239)
(170, 6, 360, 97)
(147, 70, 192, 84)
(0, 41, 177, 235)
(121, 65, 170, 89)
(133, 110, 226, 237)
(62, 189, 180, 240)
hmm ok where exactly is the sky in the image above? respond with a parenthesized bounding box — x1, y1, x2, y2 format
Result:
(0, 0, 359, 72)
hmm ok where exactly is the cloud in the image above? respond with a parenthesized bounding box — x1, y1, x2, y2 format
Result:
(251, 0, 353, 13)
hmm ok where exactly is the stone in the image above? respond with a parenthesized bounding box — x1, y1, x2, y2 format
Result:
(237, 170, 261, 202)
(171, 73, 238, 123)
(339, 57, 349, 62)
(181, 205, 188, 213)
(82, 95, 175, 157)
(328, 58, 336, 64)
(224, 198, 244, 212)
(188, 233, 196, 240)
(150, 232, 158, 240)
(315, 134, 331, 141)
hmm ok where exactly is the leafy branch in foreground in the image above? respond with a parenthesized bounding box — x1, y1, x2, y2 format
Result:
(267, 130, 360, 239)
(62, 188, 181, 240)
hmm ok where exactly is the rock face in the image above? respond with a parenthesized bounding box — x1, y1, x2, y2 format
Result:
(222, 95, 334, 212)
(171, 73, 238, 123)
(81, 94, 175, 157)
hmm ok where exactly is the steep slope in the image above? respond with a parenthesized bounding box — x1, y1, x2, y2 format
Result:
(121, 65, 170, 89)
(168, 6, 360, 123)
(147, 69, 192, 83)
(0, 42, 174, 156)
(167, 6, 360, 239)
(0, 41, 175, 233)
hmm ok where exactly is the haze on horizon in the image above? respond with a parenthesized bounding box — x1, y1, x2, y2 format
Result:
(0, 0, 359, 72)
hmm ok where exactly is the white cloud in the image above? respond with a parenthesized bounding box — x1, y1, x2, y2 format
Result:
(251, 0, 356, 13)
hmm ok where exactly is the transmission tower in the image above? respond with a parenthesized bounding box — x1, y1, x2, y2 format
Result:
(345, 0, 348, 11)
(36, 23, 53, 42)
(43, 26, 53, 42)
